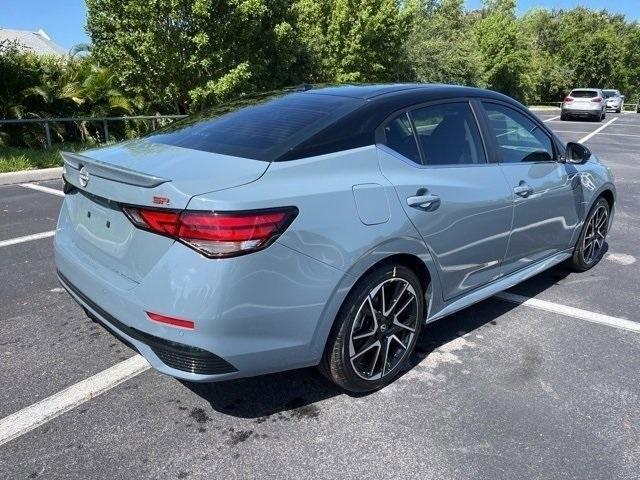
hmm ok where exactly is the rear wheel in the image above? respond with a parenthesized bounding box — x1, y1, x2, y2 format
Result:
(567, 197, 610, 272)
(560, 113, 568, 121)
(320, 264, 424, 393)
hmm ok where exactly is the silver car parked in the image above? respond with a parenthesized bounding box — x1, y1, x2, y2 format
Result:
(603, 89, 624, 113)
(55, 84, 616, 392)
(561, 88, 606, 121)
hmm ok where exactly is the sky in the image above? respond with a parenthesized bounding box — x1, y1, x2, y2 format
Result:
(1, 0, 639, 50)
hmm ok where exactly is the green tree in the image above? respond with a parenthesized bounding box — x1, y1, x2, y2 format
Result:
(473, 0, 533, 101)
(552, 7, 626, 92)
(294, 0, 410, 82)
(406, 0, 481, 86)
(572, 31, 624, 89)
(623, 26, 640, 103)
(86, 0, 303, 113)
(521, 9, 571, 101)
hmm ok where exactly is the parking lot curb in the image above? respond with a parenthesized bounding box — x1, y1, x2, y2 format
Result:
(0, 167, 63, 186)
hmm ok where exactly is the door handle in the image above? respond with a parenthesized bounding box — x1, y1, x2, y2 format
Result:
(407, 193, 441, 209)
(513, 182, 534, 198)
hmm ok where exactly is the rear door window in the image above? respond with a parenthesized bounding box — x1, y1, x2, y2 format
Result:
(482, 103, 554, 163)
(383, 113, 421, 164)
(409, 102, 486, 166)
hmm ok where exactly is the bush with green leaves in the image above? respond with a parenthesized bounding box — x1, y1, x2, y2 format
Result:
(0, 39, 136, 147)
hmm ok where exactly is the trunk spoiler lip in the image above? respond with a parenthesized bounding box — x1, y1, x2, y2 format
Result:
(61, 151, 170, 188)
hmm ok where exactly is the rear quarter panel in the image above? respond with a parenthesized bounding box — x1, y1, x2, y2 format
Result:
(187, 146, 439, 359)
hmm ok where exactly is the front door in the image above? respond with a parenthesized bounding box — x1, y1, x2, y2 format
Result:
(378, 101, 513, 300)
(479, 102, 581, 274)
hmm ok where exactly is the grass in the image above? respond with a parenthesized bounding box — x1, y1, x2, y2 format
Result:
(0, 143, 93, 173)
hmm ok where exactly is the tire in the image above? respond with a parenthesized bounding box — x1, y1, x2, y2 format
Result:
(567, 197, 610, 272)
(320, 264, 425, 393)
(560, 113, 568, 121)
(616, 108, 621, 114)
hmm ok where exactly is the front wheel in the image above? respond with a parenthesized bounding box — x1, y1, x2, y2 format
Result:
(567, 197, 610, 272)
(320, 264, 424, 392)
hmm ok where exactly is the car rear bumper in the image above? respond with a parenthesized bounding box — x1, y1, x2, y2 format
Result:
(562, 107, 602, 117)
(57, 271, 238, 376)
(54, 196, 345, 382)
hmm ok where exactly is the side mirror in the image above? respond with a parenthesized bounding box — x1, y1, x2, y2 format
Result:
(564, 142, 591, 164)
(621, 95, 625, 100)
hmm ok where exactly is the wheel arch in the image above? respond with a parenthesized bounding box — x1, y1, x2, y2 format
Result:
(308, 237, 441, 363)
(599, 188, 615, 210)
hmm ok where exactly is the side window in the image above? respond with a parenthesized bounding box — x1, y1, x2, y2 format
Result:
(410, 102, 486, 166)
(482, 103, 554, 163)
(383, 113, 421, 164)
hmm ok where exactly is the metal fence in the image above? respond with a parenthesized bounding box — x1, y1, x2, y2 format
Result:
(0, 115, 187, 148)
(2, 106, 639, 150)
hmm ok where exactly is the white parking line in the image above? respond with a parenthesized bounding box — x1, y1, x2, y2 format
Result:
(0, 288, 637, 447)
(19, 183, 64, 197)
(495, 292, 640, 333)
(578, 117, 618, 143)
(599, 122, 640, 128)
(543, 116, 560, 122)
(0, 230, 55, 248)
(0, 355, 149, 447)
(548, 131, 640, 140)
(595, 132, 640, 139)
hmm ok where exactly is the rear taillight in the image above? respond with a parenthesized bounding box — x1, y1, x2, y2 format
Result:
(563, 96, 574, 103)
(591, 97, 602, 103)
(122, 206, 298, 258)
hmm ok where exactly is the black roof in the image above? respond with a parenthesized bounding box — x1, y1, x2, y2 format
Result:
(149, 83, 526, 162)
(305, 84, 428, 99)
(278, 84, 521, 161)
(306, 83, 514, 103)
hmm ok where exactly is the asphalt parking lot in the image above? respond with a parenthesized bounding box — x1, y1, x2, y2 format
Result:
(1, 111, 640, 479)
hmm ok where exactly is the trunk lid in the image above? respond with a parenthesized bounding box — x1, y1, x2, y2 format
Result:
(59, 140, 270, 283)
(62, 139, 270, 209)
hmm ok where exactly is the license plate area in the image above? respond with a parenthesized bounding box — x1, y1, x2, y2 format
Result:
(74, 191, 133, 252)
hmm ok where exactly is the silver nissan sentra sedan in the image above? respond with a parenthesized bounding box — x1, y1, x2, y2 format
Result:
(55, 84, 616, 392)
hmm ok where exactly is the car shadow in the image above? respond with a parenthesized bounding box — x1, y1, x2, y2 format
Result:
(499, 242, 608, 299)
(182, 295, 526, 420)
(183, 249, 604, 420)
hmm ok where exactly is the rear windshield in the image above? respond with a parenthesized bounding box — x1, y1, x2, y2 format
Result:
(148, 92, 363, 161)
(570, 90, 598, 98)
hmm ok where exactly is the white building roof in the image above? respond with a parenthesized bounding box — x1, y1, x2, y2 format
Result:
(0, 28, 67, 56)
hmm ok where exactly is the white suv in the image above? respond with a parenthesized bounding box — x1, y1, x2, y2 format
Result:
(561, 89, 606, 122)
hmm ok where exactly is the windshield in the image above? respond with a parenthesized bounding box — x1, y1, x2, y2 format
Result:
(148, 91, 363, 161)
(602, 90, 619, 98)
